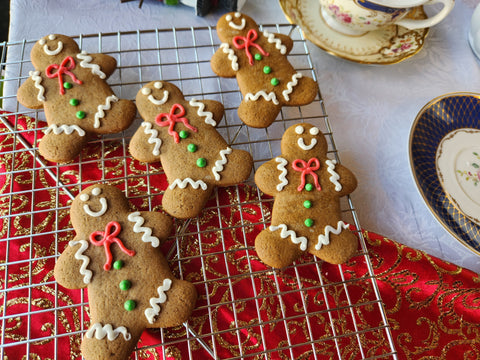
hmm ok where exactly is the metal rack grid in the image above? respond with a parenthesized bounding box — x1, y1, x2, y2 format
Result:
(0, 24, 397, 359)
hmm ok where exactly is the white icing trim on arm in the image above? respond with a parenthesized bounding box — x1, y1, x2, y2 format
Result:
(169, 178, 208, 191)
(141, 122, 162, 156)
(244, 91, 279, 105)
(269, 224, 308, 251)
(69, 240, 93, 284)
(325, 159, 342, 191)
(94, 95, 119, 129)
(44, 124, 86, 137)
(282, 73, 303, 102)
(314, 221, 349, 250)
(220, 43, 239, 72)
(145, 278, 172, 324)
(76, 51, 107, 79)
(29, 71, 45, 102)
(189, 99, 216, 126)
(275, 157, 288, 191)
(212, 147, 232, 181)
(262, 30, 287, 55)
(85, 323, 131, 341)
(127, 211, 160, 248)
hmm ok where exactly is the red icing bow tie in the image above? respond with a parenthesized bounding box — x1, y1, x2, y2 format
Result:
(155, 103, 198, 143)
(232, 29, 269, 66)
(292, 158, 322, 192)
(89, 221, 136, 271)
(45, 56, 83, 95)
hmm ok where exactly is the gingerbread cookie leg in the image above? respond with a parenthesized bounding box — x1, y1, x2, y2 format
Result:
(93, 98, 137, 134)
(39, 128, 90, 163)
(238, 96, 281, 128)
(255, 227, 305, 268)
(309, 223, 358, 265)
(162, 181, 213, 219)
(212, 147, 253, 186)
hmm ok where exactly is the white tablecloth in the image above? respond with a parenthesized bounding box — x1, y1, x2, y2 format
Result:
(6, 0, 480, 273)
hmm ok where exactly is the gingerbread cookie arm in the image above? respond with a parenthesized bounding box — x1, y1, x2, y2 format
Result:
(76, 52, 117, 79)
(261, 31, 294, 56)
(325, 161, 358, 197)
(211, 45, 239, 78)
(17, 76, 45, 109)
(254, 158, 286, 196)
(129, 121, 162, 163)
(54, 236, 92, 289)
(127, 211, 172, 246)
(190, 99, 224, 127)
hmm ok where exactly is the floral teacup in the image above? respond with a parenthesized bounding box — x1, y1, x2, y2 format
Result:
(318, 0, 455, 36)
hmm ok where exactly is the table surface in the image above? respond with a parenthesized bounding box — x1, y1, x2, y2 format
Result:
(6, 0, 480, 274)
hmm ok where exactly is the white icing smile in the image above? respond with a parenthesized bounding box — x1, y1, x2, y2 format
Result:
(296, 125, 319, 151)
(80, 187, 108, 217)
(226, 12, 246, 30)
(39, 35, 63, 56)
(142, 83, 169, 106)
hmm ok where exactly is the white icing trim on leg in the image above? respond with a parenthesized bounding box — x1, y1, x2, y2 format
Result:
(94, 95, 119, 129)
(44, 124, 86, 137)
(169, 178, 207, 191)
(282, 73, 303, 102)
(315, 221, 349, 250)
(269, 224, 308, 251)
(85, 323, 131, 341)
(244, 91, 279, 105)
(144, 278, 172, 324)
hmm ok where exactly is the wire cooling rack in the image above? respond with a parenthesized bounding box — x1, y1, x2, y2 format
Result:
(0, 24, 398, 359)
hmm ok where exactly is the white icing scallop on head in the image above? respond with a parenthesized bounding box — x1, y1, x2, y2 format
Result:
(227, 12, 246, 30)
(42, 35, 63, 56)
(82, 187, 108, 217)
(297, 126, 318, 151)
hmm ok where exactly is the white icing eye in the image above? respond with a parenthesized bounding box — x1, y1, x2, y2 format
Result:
(142, 87, 152, 95)
(39, 39, 46, 45)
(48, 34, 56, 40)
(295, 125, 304, 135)
(91, 187, 102, 196)
(235, 12, 241, 17)
(153, 82, 163, 89)
(79, 194, 89, 202)
(309, 127, 320, 135)
(226, 15, 232, 21)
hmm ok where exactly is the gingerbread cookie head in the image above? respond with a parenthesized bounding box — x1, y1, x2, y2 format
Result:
(54, 184, 197, 360)
(130, 81, 253, 219)
(211, 13, 318, 128)
(17, 34, 137, 163)
(254, 123, 358, 267)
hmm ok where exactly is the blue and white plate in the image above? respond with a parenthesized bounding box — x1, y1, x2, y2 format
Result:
(409, 92, 480, 255)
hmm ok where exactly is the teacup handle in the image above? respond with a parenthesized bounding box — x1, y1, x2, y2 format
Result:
(395, 0, 455, 30)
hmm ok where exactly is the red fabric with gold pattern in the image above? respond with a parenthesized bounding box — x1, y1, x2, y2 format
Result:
(0, 111, 479, 359)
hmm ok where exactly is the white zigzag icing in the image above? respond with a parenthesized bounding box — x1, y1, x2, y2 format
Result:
(45, 124, 86, 137)
(94, 95, 119, 129)
(263, 30, 287, 54)
(85, 323, 131, 341)
(315, 221, 349, 250)
(245, 91, 279, 105)
(275, 157, 289, 191)
(169, 178, 207, 191)
(127, 211, 160, 248)
(69, 240, 92, 284)
(189, 98, 216, 126)
(212, 147, 232, 181)
(326, 159, 342, 191)
(145, 278, 172, 324)
(220, 43, 239, 71)
(29, 71, 45, 102)
(141, 122, 162, 156)
(269, 224, 308, 251)
(282, 73, 303, 102)
(76, 51, 107, 79)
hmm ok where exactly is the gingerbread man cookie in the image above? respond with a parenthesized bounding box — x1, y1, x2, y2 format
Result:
(54, 184, 197, 360)
(211, 12, 318, 128)
(254, 123, 358, 268)
(129, 81, 253, 219)
(17, 34, 136, 163)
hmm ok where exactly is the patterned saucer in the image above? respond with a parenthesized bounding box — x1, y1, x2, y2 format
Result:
(279, 0, 429, 65)
(409, 93, 480, 256)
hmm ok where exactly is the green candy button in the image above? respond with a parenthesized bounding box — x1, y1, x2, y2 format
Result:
(303, 200, 312, 209)
(113, 260, 124, 270)
(263, 66, 272, 74)
(305, 183, 314, 192)
(304, 218, 314, 227)
(196, 157, 207, 168)
(63, 82, 73, 89)
(179, 130, 189, 139)
(69, 98, 79, 106)
(76, 110, 86, 119)
(271, 78, 279, 86)
(124, 299, 136, 311)
(254, 53, 262, 61)
(119, 280, 131, 291)
(187, 143, 197, 153)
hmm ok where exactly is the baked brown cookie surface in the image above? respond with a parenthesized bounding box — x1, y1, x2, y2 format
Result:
(211, 12, 318, 128)
(255, 123, 358, 268)
(54, 184, 197, 360)
(17, 34, 136, 163)
(129, 81, 253, 219)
